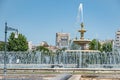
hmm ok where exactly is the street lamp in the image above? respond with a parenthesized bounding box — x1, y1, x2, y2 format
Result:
(4, 22, 18, 75)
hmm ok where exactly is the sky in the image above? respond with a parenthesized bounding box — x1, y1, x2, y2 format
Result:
(0, 0, 120, 45)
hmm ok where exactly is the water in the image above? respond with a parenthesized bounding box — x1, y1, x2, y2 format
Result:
(76, 3, 83, 25)
(0, 49, 120, 68)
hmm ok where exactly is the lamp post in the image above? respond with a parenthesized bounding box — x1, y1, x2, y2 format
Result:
(4, 22, 18, 75)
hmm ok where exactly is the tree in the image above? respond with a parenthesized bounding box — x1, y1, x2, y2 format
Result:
(70, 42, 81, 50)
(89, 39, 101, 50)
(7, 32, 28, 51)
(101, 42, 112, 52)
(36, 46, 50, 55)
(0, 41, 5, 51)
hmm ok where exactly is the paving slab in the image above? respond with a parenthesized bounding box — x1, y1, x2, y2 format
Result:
(68, 75, 81, 80)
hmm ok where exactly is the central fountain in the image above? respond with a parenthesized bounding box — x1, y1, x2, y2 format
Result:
(73, 3, 91, 50)
(65, 3, 100, 68)
(73, 22, 91, 50)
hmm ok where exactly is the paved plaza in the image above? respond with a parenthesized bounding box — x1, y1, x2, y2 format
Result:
(0, 68, 120, 80)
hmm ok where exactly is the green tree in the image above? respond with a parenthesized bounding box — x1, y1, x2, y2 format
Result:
(8, 32, 28, 51)
(0, 41, 5, 51)
(89, 39, 101, 50)
(36, 46, 50, 55)
(102, 42, 112, 52)
(70, 42, 81, 50)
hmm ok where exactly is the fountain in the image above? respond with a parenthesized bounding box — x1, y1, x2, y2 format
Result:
(0, 3, 119, 73)
(74, 3, 91, 50)
(0, 3, 120, 80)
(0, 48, 120, 69)
(64, 3, 100, 68)
(0, 3, 120, 69)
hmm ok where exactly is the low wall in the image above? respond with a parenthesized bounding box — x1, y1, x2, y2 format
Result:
(0, 64, 77, 68)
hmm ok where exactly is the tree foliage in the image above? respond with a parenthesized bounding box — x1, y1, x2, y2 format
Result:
(101, 42, 112, 52)
(70, 42, 81, 50)
(36, 46, 50, 55)
(0, 42, 5, 51)
(56, 47, 67, 54)
(7, 32, 28, 51)
(89, 39, 101, 50)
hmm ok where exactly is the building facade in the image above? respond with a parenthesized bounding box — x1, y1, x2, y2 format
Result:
(28, 41, 36, 51)
(115, 29, 120, 47)
(56, 32, 70, 47)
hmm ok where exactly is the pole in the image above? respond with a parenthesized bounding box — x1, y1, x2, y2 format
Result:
(3, 22, 18, 78)
(4, 22, 7, 77)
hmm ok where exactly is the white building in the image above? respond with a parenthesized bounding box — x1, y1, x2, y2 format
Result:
(28, 41, 32, 51)
(115, 29, 120, 47)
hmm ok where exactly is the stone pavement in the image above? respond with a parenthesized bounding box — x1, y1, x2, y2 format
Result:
(68, 75, 81, 80)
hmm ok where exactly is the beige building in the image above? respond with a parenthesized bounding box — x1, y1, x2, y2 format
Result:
(40, 41, 58, 52)
(56, 32, 70, 47)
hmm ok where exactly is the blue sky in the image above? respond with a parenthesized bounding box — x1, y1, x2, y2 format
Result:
(0, 0, 120, 45)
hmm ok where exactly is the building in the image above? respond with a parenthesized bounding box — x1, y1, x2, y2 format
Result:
(115, 29, 120, 47)
(39, 41, 58, 52)
(100, 39, 113, 46)
(28, 41, 32, 51)
(56, 32, 70, 47)
(47, 45, 58, 52)
(28, 41, 36, 51)
(40, 41, 49, 47)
